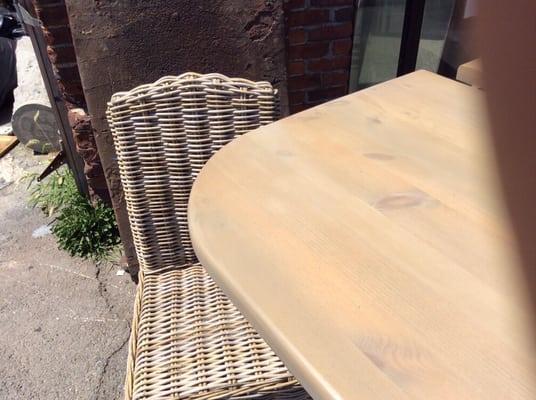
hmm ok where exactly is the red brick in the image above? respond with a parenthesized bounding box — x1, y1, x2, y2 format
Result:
(288, 74, 322, 90)
(290, 103, 309, 114)
(62, 88, 86, 107)
(334, 7, 355, 21)
(307, 87, 347, 102)
(311, 0, 354, 6)
(55, 65, 82, 82)
(284, 0, 306, 10)
(307, 56, 350, 72)
(47, 45, 77, 65)
(42, 25, 73, 46)
(34, 4, 69, 27)
(61, 90, 84, 109)
(58, 79, 84, 96)
(288, 42, 329, 60)
(288, 91, 306, 104)
(288, 9, 330, 26)
(322, 71, 348, 87)
(58, 78, 82, 92)
(308, 56, 351, 72)
(57, 78, 85, 106)
(288, 29, 307, 45)
(305, 100, 325, 107)
(288, 61, 305, 76)
(308, 23, 353, 41)
(332, 38, 352, 55)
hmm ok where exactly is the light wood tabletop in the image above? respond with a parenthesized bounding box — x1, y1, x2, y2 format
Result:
(457, 58, 483, 88)
(189, 70, 536, 399)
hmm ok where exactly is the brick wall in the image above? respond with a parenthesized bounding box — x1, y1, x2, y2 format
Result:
(31, 0, 109, 204)
(284, 0, 356, 113)
(32, 0, 84, 108)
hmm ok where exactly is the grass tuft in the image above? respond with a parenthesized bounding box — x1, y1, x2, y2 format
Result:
(23, 168, 121, 261)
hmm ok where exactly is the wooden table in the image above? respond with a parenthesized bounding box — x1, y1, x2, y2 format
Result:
(189, 71, 536, 399)
(0, 135, 18, 159)
(457, 58, 483, 88)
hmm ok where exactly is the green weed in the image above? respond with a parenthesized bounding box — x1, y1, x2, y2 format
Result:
(24, 168, 121, 261)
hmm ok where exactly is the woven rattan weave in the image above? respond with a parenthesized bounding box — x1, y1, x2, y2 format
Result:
(107, 73, 309, 400)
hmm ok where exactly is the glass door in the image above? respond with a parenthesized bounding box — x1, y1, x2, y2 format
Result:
(349, 0, 477, 92)
(349, 0, 408, 91)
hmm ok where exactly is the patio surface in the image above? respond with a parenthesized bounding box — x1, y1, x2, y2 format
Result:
(0, 146, 135, 399)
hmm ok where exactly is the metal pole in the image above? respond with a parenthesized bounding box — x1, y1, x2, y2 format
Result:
(397, 0, 426, 76)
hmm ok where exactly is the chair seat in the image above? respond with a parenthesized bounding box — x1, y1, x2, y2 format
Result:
(126, 264, 310, 400)
(110, 73, 309, 399)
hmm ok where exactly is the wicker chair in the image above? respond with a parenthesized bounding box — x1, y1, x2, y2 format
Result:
(107, 73, 310, 400)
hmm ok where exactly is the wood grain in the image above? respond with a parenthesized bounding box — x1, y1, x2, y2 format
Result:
(189, 71, 536, 399)
(0, 136, 19, 159)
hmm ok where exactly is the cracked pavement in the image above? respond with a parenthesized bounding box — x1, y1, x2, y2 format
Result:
(0, 146, 136, 399)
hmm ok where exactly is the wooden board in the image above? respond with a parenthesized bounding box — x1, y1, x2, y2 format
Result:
(189, 71, 536, 399)
(457, 58, 483, 88)
(0, 135, 19, 159)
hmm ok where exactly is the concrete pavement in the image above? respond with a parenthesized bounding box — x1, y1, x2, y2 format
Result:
(0, 146, 135, 399)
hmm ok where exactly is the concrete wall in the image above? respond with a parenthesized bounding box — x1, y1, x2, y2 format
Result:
(65, 0, 289, 273)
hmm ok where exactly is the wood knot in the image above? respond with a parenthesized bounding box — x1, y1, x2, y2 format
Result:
(363, 152, 395, 161)
(374, 191, 429, 210)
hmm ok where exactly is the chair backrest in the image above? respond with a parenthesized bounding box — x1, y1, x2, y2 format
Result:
(107, 72, 279, 273)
